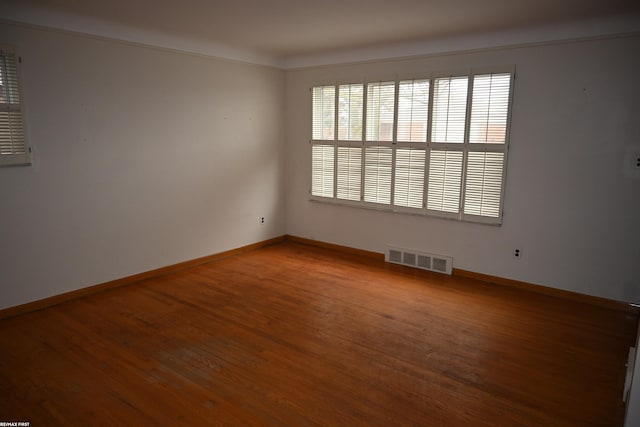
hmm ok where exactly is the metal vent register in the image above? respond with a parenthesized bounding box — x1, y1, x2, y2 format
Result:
(386, 246, 452, 275)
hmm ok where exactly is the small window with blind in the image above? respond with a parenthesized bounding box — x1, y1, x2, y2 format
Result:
(310, 68, 514, 224)
(0, 47, 30, 166)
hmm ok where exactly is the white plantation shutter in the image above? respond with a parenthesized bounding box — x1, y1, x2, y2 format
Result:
(364, 146, 392, 204)
(0, 110, 24, 157)
(469, 73, 511, 144)
(463, 152, 505, 218)
(464, 71, 512, 223)
(397, 79, 429, 142)
(312, 86, 335, 140)
(427, 150, 463, 213)
(0, 48, 29, 166)
(310, 68, 513, 224)
(394, 148, 426, 208)
(337, 146, 362, 201)
(366, 82, 395, 141)
(311, 144, 335, 197)
(431, 76, 468, 143)
(338, 84, 363, 141)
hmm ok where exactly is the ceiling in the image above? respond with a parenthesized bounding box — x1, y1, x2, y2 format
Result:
(3, 0, 640, 67)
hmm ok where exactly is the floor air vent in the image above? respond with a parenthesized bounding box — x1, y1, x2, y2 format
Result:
(386, 246, 452, 275)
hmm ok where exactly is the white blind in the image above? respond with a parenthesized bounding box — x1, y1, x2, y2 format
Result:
(431, 76, 468, 143)
(469, 73, 511, 144)
(464, 152, 504, 218)
(338, 84, 363, 141)
(397, 79, 429, 142)
(366, 82, 395, 142)
(310, 68, 513, 224)
(427, 150, 463, 213)
(312, 85, 335, 140)
(394, 148, 426, 208)
(0, 49, 29, 166)
(364, 146, 392, 204)
(337, 146, 362, 201)
(311, 144, 335, 197)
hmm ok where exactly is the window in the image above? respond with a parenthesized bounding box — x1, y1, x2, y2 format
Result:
(336, 84, 364, 201)
(312, 85, 335, 140)
(397, 79, 429, 142)
(0, 47, 30, 166)
(310, 69, 514, 224)
(366, 82, 395, 142)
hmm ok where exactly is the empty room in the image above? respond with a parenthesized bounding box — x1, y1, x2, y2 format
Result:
(1, 0, 640, 426)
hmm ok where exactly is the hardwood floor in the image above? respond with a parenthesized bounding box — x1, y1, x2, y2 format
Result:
(0, 240, 637, 426)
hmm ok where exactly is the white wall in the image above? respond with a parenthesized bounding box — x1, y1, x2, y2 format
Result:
(0, 23, 286, 310)
(285, 35, 640, 303)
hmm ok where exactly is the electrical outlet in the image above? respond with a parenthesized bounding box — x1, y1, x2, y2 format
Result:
(513, 248, 522, 259)
(261, 217, 265, 224)
(623, 147, 640, 178)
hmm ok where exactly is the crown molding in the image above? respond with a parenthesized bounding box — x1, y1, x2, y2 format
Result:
(2, 1, 638, 70)
(283, 13, 640, 69)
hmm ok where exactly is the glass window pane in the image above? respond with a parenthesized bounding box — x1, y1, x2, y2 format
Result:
(469, 73, 511, 144)
(431, 76, 468, 143)
(312, 86, 335, 140)
(397, 79, 429, 142)
(338, 84, 363, 141)
(366, 82, 395, 142)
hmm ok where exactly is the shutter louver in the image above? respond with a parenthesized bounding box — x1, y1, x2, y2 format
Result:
(366, 82, 395, 142)
(338, 84, 363, 141)
(0, 111, 25, 155)
(312, 86, 335, 140)
(469, 73, 511, 144)
(337, 146, 362, 201)
(364, 146, 392, 204)
(0, 49, 29, 165)
(311, 144, 335, 197)
(427, 150, 462, 213)
(310, 69, 512, 223)
(394, 148, 426, 208)
(464, 152, 504, 218)
(397, 79, 429, 142)
(431, 76, 468, 143)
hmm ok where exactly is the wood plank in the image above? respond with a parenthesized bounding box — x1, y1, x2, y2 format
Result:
(0, 235, 286, 320)
(287, 235, 637, 314)
(452, 267, 639, 315)
(285, 235, 384, 261)
(0, 240, 637, 426)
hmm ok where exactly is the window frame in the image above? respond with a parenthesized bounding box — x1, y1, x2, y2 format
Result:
(0, 45, 30, 167)
(309, 66, 515, 225)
